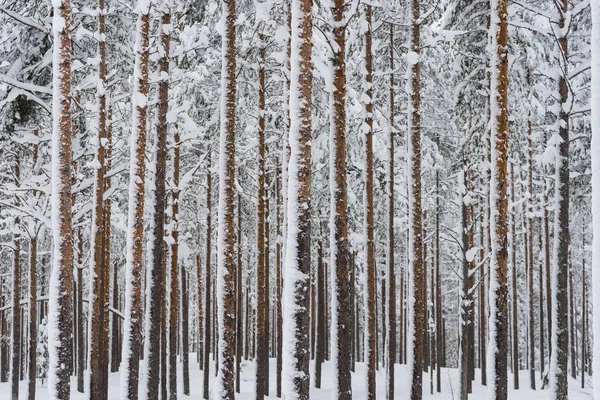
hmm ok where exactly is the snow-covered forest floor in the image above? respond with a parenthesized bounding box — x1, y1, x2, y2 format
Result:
(0, 357, 593, 399)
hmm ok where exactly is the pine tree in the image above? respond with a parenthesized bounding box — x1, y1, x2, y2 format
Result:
(203, 152, 212, 399)
(330, 0, 351, 398)
(119, 0, 151, 397)
(48, 0, 75, 394)
(364, 5, 376, 399)
(408, 0, 425, 398)
(486, 0, 510, 398)
(281, 0, 313, 397)
(169, 127, 181, 400)
(10, 158, 21, 400)
(215, 0, 237, 397)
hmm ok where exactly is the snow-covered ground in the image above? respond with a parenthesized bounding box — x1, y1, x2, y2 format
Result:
(1, 356, 594, 399)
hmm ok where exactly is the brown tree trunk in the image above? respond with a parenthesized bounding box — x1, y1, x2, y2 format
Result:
(119, 0, 150, 396)
(330, 1, 351, 398)
(523, 174, 535, 390)
(197, 254, 204, 367)
(569, 257, 576, 380)
(28, 237, 37, 400)
(408, 0, 425, 397)
(275, 160, 283, 398)
(215, 0, 237, 397)
(77, 232, 84, 393)
(203, 153, 212, 399)
(88, 0, 110, 393)
(386, 22, 396, 400)
(487, 0, 510, 396)
(144, 8, 171, 400)
(49, 0, 75, 391)
(256, 38, 269, 400)
(281, 0, 313, 396)
(169, 128, 181, 400)
(111, 262, 120, 373)
(435, 167, 442, 393)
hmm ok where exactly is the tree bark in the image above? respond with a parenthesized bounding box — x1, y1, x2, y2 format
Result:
(169, 128, 181, 400)
(236, 194, 242, 393)
(281, 0, 313, 397)
(143, 7, 171, 400)
(119, 0, 150, 397)
(486, 0, 510, 397)
(11, 160, 21, 400)
(386, 22, 396, 400)
(510, 165, 519, 390)
(182, 266, 190, 395)
(203, 153, 212, 399)
(315, 238, 325, 389)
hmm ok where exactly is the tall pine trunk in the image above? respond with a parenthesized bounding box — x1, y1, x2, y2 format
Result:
(11, 160, 21, 400)
(408, 0, 425, 398)
(203, 154, 212, 399)
(364, 5, 376, 399)
(119, 0, 150, 397)
(169, 128, 181, 400)
(486, 0, 510, 397)
(48, 0, 75, 393)
(143, 6, 171, 399)
(215, 0, 237, 396)
(281, 0, 313, 397)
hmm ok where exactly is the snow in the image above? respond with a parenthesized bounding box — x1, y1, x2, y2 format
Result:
(0, 359, 593, 400)
(590, 1, 600, 399)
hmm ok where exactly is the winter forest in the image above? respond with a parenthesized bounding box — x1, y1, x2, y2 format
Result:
(1, 0, 600, 398)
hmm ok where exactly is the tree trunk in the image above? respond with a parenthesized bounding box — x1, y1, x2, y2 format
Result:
(281, 0, 313, 397)
(486, 0, 510, 397)
(386, 22, 396, 400)
(11, 160, 21, 400)
(408, 0, 425, 398)
(256, 37, 269, 400)
(215, 0, 237, 397)
(182, 266, 190, 395)
(549, 1, 570, 398)
(143, 7, 171, 400)
(28, 237, 37, 400)
(197, 254, 204, 368)
(236, 194, 243, 393)
(169, 128, 181, 400)
(315, 238, 325, 389)
(510, 165, 519, 390)
(435, 166, 442, 393)
(119, 0, 150, 396)
(203, 153, 212, 399)
(88, 0, 110, 393)
(48, 0, 75, 392)
(77, 234, 84, 393)
(275, 161, 283, 398)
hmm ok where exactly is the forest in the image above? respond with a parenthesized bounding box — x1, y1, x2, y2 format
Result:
(0, 0, 599, 399)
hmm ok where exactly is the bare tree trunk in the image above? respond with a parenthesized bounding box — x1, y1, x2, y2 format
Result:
(28, 236, 37, 400)
(119, 0, 150, 396)
(88, 0, 110, 392)
(315, 238, 325, 389)
(143, 7, 171, 400)
(236, 194, 242, 393)
(256, 37, 269, 400)
(197, 254, 204, 369)
(182, 266, 190, 395)
(550, 2, 570, 398)
(11, 160, 21, 400)
(510, 165, 519, 390)
(281, 0, 313, 397)
(330, 0, 351, 398)
(203, 153, 212, 399)
(111, 261, 120, 373)
(169, 128, 181, 400)
(275, 159, 283, 397)
(77, 234, 84, 393)
(48, 0, 75, 392)
(569, 258, 576, 380)
(435, 166, 442, 393)
(386, 22, 396, 400)
(486, 0, 510, 397)
(408, 0, 425, 397)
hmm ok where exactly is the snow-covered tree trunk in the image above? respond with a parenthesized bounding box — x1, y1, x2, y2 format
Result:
(11, 160, 21, 400)
(203, 153, 212, 399)
(87, 0, 110, 392)
(386, 22, 397, 400)
(281, 0, 313, 397)
(48, 0, 75, 394)
(256, 35, 269, 400)
(509, 164, 519, 391)
(142, 5, 171, 399)
(486, 0, 510, 398)
(169, 127, 181, 400)
(549, 1, 570, 399)
(407, 0, 425, 398)
(118, 0, 150, 397)
(363, 5, 376, 400)
(215, 0, 237, 397)
(28, 234, 37, 400)
(330, 0, 351, 398)
(235, 193, 243, 393)
(591, 2, 600, 399)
